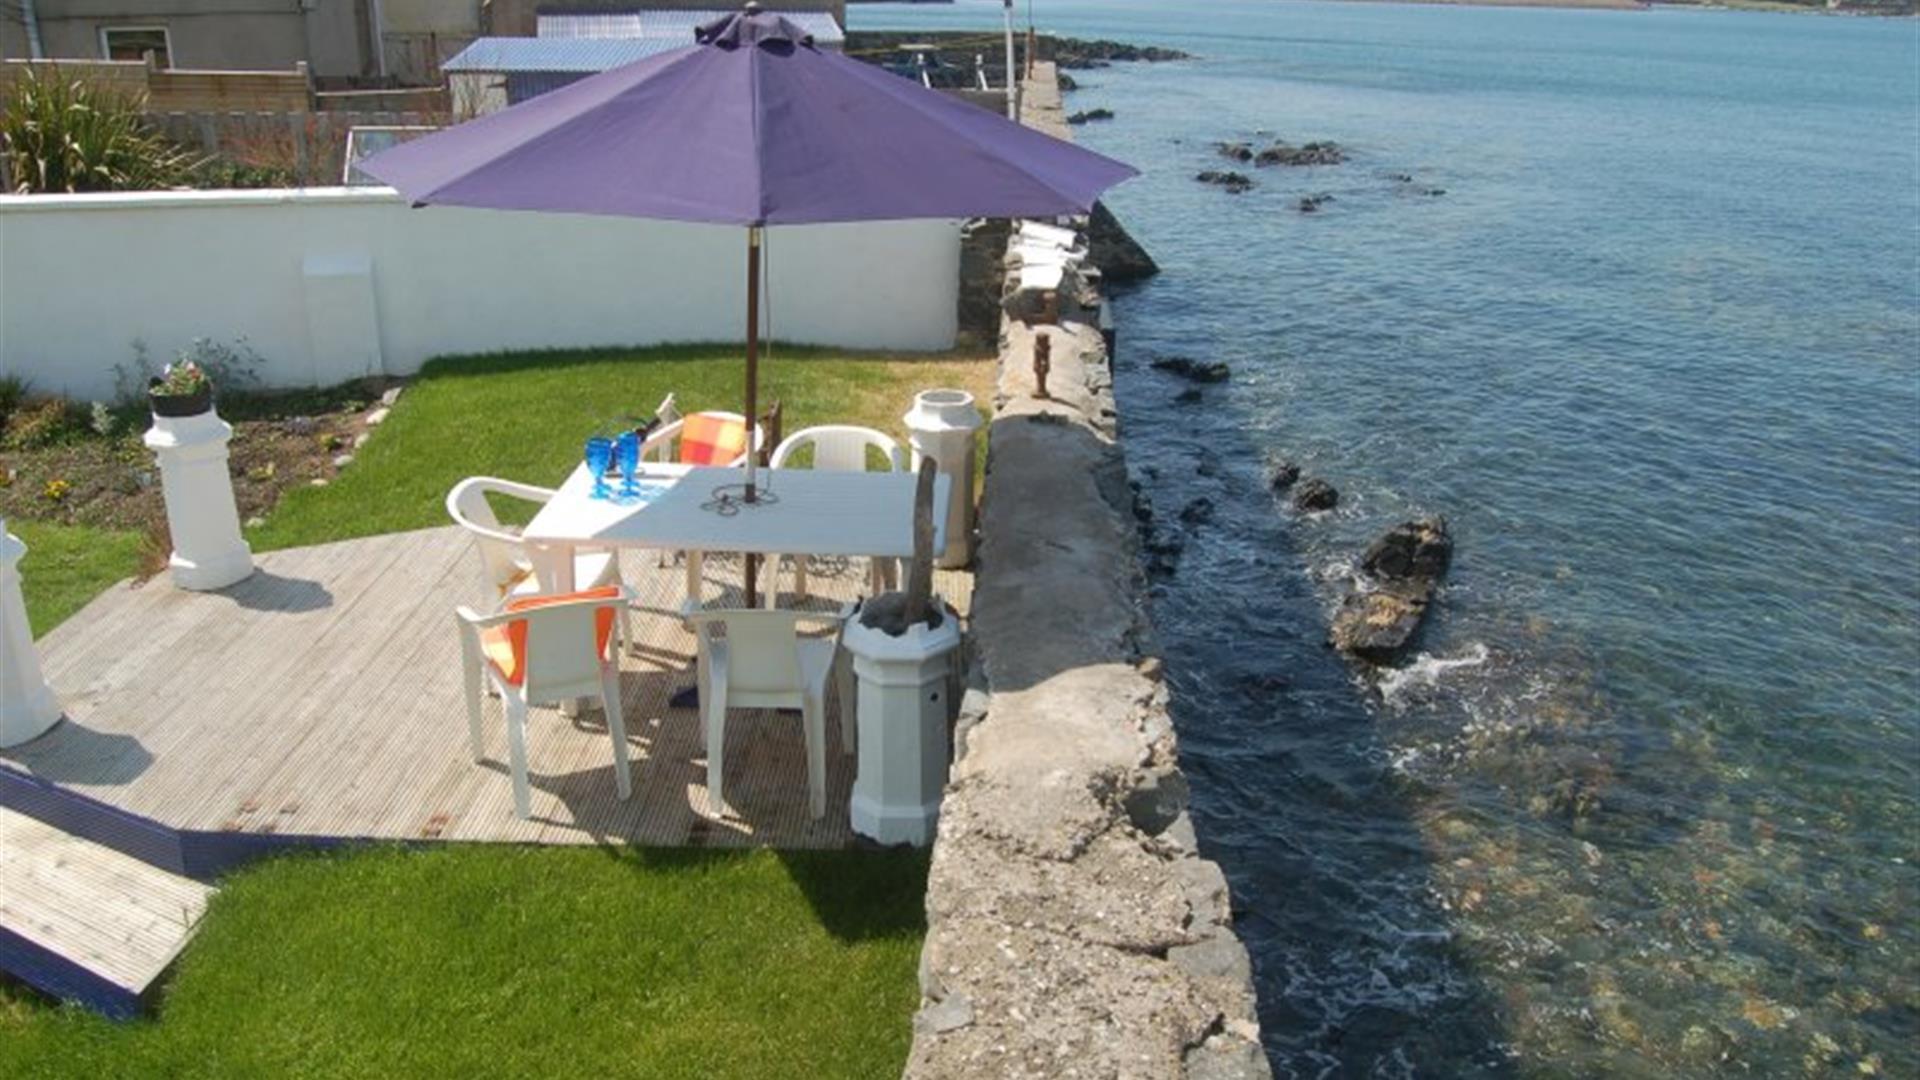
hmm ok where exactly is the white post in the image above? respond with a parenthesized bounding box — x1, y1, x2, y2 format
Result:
(144, 409, 254, 591)
(0, 520, 61, 748)
(843, 611, 963, 847)
(904, 389, 984, 569)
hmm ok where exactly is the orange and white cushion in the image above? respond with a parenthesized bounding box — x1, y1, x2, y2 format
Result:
(677, 413, 750, 466)
(478, 585, 621, 686)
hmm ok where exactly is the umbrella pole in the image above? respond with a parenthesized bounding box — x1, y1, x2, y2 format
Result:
(744, 225, 762, 606)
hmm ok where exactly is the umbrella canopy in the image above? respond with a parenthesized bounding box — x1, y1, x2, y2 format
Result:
(361, 7, 1136, 225)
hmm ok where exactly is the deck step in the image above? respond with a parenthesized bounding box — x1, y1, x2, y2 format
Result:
(0, 806, 215, 1017)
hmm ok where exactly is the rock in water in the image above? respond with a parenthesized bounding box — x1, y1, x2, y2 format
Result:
(1087, 201, 1160, 282)
(1256, 141, 1347, 167)
(1361, 517, 1453, 580)
(1329, 517, 1452, 661)
(1179, 497, 1216, 525)
(1151, 356, 1231, 383)
(1296, 193, 1335, 213)
(1067, 108, 1115, 125)
(1057, 72, 1078, 92)
(1195, 170, 1254, 194)
(1292, 478, 1338, 511)
(1215, 141, 1255, 163)
(1269, 461, 1301, 491)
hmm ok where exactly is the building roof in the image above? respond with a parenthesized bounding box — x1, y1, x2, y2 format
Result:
(536, 9, 843, 43)
(442, 36, 682, 74)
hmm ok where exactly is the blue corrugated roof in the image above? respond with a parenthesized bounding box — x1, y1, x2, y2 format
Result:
(537, 9, 843, 43)
(442, 36, 682, 74)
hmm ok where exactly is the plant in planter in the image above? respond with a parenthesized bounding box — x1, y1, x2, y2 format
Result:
(148, 359, 214, 418)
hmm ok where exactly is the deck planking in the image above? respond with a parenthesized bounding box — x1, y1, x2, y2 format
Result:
(6, 528, 970, 853)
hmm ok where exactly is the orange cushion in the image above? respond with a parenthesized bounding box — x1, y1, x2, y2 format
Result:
(678, 413, 749, 466)
(479, 586, 621, 687)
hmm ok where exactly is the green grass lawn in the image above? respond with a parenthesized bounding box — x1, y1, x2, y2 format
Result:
(0, 846, 930, 1079)
(0, 343, 990, 1077)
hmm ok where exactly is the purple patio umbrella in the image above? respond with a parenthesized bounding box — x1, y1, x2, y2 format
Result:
(362, 3, 1134, 595)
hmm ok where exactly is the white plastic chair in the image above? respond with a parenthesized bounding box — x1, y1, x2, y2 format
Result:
(445, 477, 625, 610)
(688, 607, 850, 820)
(457, 587, 634, 820)
(762, 425, 906, 607)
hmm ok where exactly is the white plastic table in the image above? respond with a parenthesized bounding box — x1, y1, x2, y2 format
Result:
(522, 463, 951, 598)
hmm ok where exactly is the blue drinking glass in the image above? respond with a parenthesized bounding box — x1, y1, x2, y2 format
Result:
(585, 436, 613, 500)
(616, 430, 641, 499)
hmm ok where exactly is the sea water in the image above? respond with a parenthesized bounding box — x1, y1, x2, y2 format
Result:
(855, 3, 1920, 1074)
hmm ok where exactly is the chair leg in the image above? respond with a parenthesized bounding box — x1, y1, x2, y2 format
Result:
(836, 649, 857, 756)
(694, 633, 711, 756)
(602, 665, 632, 801)
(762, 555, 782, 610)
(793, 555, 809, 602)
(460, 626, 485, 762)
(705, 689, 728, 816)
(803, 691, 826, 820)
(505, 693, 532, 820)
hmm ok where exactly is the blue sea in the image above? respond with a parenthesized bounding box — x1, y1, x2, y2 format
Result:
(857, 2, 1920, 1076)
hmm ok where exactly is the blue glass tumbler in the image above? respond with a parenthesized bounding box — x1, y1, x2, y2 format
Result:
(585, 436, 613, 500)
(616, 430, 641, 499)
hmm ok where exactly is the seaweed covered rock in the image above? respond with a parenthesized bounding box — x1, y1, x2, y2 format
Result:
(1151, 356, 1231, 383)
(1196, 170, 1254, 194)
(1329, 517, 1452, 661)
(1291, 478, 1338, 511)
(1068, 108, 1115, 125)
(1087, 201, 1160, 282)
(1256, 141, 1346, 167)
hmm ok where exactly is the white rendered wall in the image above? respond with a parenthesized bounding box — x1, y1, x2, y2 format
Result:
(0, 188, 962, 402)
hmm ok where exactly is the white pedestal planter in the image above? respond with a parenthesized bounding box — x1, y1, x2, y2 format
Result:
(843, 604, 963, 847)
(0, 521, 62, 748)
(904, 389, 983, 569)
(144, 408, 253, 591)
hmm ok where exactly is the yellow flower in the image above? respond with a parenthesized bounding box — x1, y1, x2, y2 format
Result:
(42, 478, 70, 502)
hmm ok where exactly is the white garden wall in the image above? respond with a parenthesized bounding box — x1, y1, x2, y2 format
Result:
(0, 188, 961, 402)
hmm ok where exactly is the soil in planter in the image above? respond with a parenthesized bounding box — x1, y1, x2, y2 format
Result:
(0, 379, 399, 545)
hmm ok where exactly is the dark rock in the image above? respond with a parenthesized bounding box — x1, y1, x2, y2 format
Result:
(1179, 497, 1216, 525)
(1269, 461, 1301, 491)
(1329, 517, 1453, 662)
(1174, 387, 1203, 405)
(1087, 200, 1159, 282)
(1151, 356, 1231, 383)
(1292, 478, 1339, 511)
(1053, 38, 1192, 69)
(1387, 172, 1414, 183)
(1215, 141, 1254, 163)
(1067, 108, 1115, 125)
(1296, 193, 1335, 213)
(1194, 459, 1219, 479)
(1360, 517, 1452, 581)
(1057, 72, 1078, 91)
(1423, 187, 1447, 197)
(1256, 141, 1347, 167)
(1195, 170, 1254, 194)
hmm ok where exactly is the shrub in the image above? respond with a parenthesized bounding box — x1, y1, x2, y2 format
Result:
(0, 374, 28, 435)
(2, 397, 89, 450)
(0, 66, 200, 193)
(114, 337, 264, 409)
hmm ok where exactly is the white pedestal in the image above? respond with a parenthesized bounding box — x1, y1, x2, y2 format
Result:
(843, 605, 963, 847)
(904, 389, 983, 570)
(0, 522, 62, 748)
(144, 409, 253, 591)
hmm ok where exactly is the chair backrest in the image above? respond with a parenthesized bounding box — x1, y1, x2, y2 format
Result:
(689, 609, 841, 695)
(494, 589, 623, 699)
(447, 477, 529, 593)
(769, 425, 904, 474)
(642, 411, 762, 466)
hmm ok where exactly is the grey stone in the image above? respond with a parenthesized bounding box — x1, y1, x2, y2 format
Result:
(1122, 765, 1190, 837)
(379, 386, 402, 406)
(364, 406, 390, 427)
(913, 993, 975, 1036)
(1185, 1030, 1274, 1080)
(331, 453, 355, 469)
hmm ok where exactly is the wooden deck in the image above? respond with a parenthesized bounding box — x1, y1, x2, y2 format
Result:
(0, 806, 213, 1014)
(3, 527, 969, 856)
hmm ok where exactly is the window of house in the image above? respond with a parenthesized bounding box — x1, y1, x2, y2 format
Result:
(99, 27, 172, 66)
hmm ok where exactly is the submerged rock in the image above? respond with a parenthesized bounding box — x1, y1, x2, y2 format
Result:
(1067, 108, 1115, 125)
(1256, 141, 1346, 167)
(1292, 478, 1339, 511)
(1296, 193, 1335, 213)
(1330, 517, 1451, 661)
(1215, 141, 1255, 163)
(1174, 387, 1203, 405)
(1268, 461, 1301, 491)
(1087, 200, 1160, 282)
(1151, 356, 1231, 383)
(1195, 169, 1253, 194)
(1057, 72, 1079, 92)
(1179, 497, 1216, 525)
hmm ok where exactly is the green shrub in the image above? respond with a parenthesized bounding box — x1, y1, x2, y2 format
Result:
(0, 66, 199, 193)
(0, 375, 28, 435)
(1, 396, 89, 450)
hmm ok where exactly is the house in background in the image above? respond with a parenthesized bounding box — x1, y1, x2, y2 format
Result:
(482, 0, 844, 38)
(444, 5, 843, 114)
(0, 0, 486, 85)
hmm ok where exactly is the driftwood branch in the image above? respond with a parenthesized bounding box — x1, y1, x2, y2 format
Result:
(861, 457, 942, 636)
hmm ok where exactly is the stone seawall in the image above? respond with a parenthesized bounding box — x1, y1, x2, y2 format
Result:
(905, 65, 1270, 1080)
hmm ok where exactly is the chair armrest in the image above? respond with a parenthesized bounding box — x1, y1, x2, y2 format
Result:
(474, 477, 559, 504)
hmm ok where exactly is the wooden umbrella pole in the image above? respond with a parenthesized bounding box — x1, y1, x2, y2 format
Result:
(744, 225, 762, 606)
